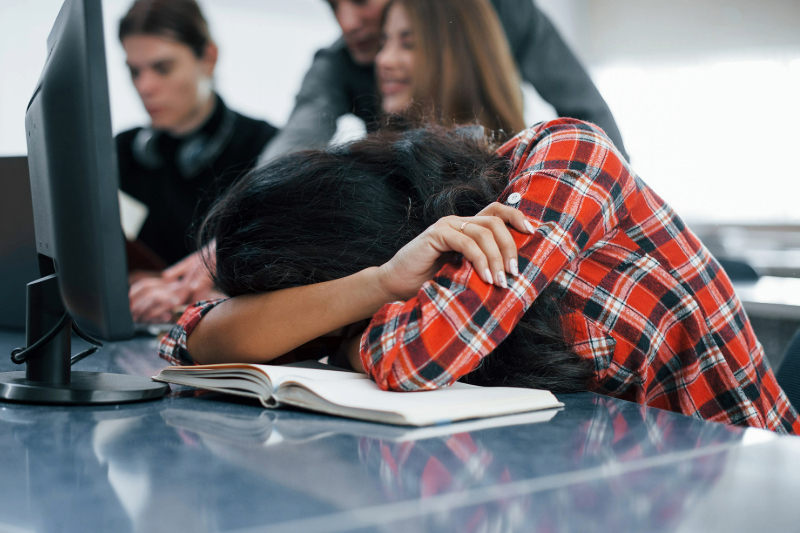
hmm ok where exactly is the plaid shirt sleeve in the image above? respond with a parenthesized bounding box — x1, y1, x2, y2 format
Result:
(158, 299, 227, 365)
(360, 119, 635, 391)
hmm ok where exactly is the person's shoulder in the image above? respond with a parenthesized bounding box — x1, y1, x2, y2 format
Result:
(489, 0, 539, 28)
(231, 110, 277, 133)
(308, 37, 360, 74)
(221, 109, 278, 161)
(495, 119, 616, 174)
(293, 37, 363, 103)
(230, 110, 278, 143)
(499, 118, 607, 150)
(489, 0, 537, 14)
(114, 127, 146, 189)
(115, 126, 143, 148)
(313, 37, 351, 61)
(115, 126, 145, 169)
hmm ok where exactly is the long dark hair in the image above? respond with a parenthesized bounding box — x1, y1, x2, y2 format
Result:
(199, 122, 592, 392)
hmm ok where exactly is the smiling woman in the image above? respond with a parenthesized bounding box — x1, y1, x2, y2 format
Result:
(114, 0, 278, 324)
(375, 0, 525, 137)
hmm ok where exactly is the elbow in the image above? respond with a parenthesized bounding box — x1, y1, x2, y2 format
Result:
(364, 348, 456, 392)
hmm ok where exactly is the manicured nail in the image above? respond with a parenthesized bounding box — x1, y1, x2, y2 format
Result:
(523, 220, 535, 233)
(484, 268, 493, 284)
(496, 271, 507, 289)
(509, 258, 518, 277)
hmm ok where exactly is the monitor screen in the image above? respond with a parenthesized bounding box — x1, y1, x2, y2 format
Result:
(25, 0, 133, 340)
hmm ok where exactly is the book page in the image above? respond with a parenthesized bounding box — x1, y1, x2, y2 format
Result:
(277, 378, 562, 426)
(248, 364, 368, 388)
(156, 363, 366, 388)
(155, 363, 368, 406)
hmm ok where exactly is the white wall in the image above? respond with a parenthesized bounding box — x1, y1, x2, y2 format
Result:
(537, 0, 800, 223)
(0, 0, 340, 156)
(585, 0, 800, 223)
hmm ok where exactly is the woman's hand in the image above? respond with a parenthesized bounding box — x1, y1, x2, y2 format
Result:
(376, 202, 535, 301)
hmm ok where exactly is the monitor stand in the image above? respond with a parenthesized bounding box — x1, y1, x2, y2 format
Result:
(0, 274, 168, 404)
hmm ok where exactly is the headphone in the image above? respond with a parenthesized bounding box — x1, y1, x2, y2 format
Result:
(130, 104, 236, 180)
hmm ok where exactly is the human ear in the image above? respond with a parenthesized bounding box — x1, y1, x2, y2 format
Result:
(200, 41, 218, 77)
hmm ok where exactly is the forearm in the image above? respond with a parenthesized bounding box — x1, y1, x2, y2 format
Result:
(187, 266, 394, 364)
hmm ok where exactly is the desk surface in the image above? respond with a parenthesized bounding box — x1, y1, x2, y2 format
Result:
(0, 329, 799, 533)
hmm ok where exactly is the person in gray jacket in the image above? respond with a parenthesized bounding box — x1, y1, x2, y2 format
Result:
(262, 0, 627, 162)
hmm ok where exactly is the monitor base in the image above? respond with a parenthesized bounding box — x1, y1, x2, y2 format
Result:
(0, 371, 168, 404)
(4, 274, 169, 405)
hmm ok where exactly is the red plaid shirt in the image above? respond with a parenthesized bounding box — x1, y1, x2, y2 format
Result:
(160, 119, 799, 434)
(360, 119, 799, 434)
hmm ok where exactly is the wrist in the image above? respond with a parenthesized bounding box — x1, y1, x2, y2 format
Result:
(372, 264, 404, 304)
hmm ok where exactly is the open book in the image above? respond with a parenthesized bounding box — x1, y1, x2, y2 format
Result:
(153, 363, 563, 426)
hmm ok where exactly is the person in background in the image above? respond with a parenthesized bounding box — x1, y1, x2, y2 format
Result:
(116, 0, 277, 323)
(376, 0, 525, 136)
(261, 0, 627, 162)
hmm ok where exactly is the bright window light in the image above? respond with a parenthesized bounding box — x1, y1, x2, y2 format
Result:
(593, 55, 800, 223)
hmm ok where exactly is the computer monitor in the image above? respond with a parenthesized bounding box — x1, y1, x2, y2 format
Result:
(0, 0, 167, 404)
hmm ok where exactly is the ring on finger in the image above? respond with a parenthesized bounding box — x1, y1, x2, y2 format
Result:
(460, 221, 471, 233)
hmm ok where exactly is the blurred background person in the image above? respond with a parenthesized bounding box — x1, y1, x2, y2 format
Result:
(261, 0, 627, 162)
(116, 0, 277, 323)
(376, 0, 525, 136)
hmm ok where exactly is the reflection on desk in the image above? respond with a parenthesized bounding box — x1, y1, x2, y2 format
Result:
(0, 330, 799, 533)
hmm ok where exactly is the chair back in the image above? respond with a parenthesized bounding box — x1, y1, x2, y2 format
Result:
(777, 327, 800, 412)
(717, 258, 759, 282)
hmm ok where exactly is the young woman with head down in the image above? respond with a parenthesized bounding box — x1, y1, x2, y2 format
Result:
(159, 113, 799, 434)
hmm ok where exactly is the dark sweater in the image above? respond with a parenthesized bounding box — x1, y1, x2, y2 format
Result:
(116, 96, 277, 265)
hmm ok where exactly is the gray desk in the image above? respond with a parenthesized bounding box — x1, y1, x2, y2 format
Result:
(0, 329, 799, 533)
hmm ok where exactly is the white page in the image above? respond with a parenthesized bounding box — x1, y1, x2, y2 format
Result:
(280, 378, 561, 426)
(159, 364, 367, 389)
(249, 364, 368, 387)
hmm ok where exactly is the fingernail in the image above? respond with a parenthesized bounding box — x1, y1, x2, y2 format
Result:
(496, 271, 507, 289)
(509, 258, 518, 277)
(484, 268, 493, 285)
(523, 220, 535, 233)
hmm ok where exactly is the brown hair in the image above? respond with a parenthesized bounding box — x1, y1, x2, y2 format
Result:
(119, 0, 212, 58)
(389, 0, 526, 136)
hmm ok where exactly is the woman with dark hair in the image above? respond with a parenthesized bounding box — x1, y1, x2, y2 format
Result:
(116, 0, 277, 323)
(160, 118, 799, 434)
(376, 0, 525, 136)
